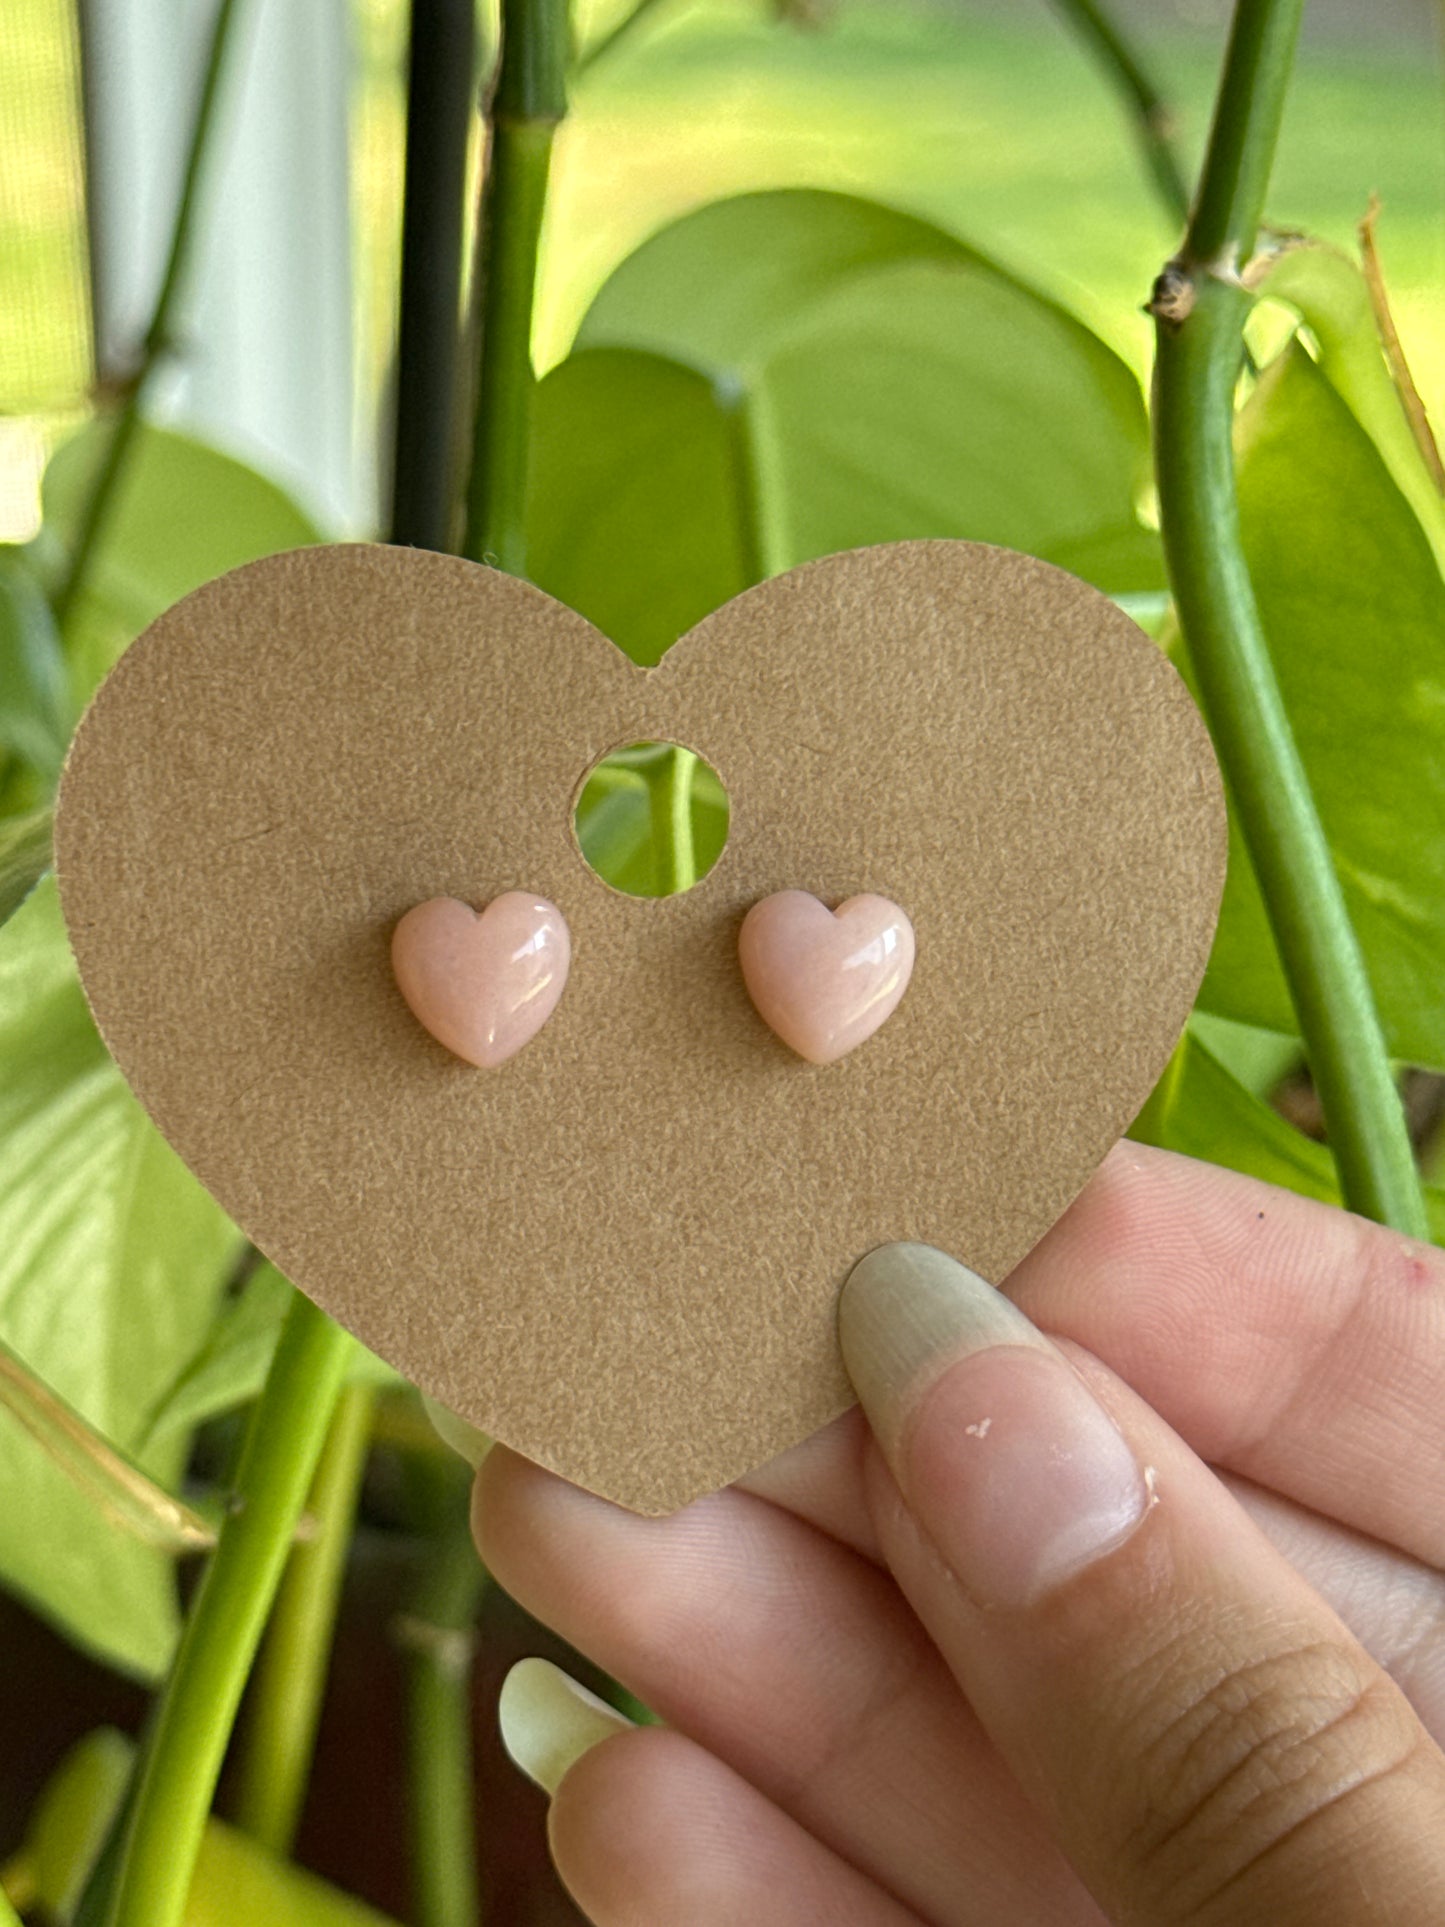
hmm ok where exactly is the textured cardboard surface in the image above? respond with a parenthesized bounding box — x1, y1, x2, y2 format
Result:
(55, 541, 1226, 1512)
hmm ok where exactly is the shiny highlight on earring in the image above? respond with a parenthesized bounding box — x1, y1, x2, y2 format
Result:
(739, 891, 915, 1064)
(392, 892, 571, 1067)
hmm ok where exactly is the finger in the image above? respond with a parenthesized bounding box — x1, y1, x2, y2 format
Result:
(1007, 1141, 1445, 1566)
(740, 1407, 879, 1557)
(843, 1244, 1445, 1927)
(474, 1448, 1103, 1926)
(744, 1418, 1445, 1749)
(1223, 1474, 1445, 1745)
(499, 1661, 927, 1927)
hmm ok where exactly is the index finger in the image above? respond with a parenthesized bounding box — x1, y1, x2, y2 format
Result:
(1007, 1142, 1445, 1568)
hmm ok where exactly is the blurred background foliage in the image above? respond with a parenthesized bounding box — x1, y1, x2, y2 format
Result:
(0, 1, 1442, 1923)
(3, 0, 1442, 531)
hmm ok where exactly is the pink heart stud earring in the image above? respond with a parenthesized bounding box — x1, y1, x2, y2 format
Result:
(738, 891, 915, 1065)
(392, 893, 571, 1068)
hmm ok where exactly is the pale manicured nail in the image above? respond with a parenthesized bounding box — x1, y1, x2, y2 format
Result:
(840, 1243, 1150, 1608)
(499, 1658, 633, 1796)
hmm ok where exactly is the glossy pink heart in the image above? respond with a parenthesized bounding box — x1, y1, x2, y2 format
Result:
(391, 893, 571, 1068)
(738, 891, 915, 1065)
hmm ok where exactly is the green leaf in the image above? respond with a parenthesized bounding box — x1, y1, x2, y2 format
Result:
(36, 423, 325, 700)
(531, 189, 1160, 663)
(0, 1335, 215, 1554)
(1257, 241, 1445, 574)
(1187, 1009, 1300, 1099)
(0, 807, 53, 927)
(580, 187, 973, 365)
(0, 880, 241, 1678)
(0, 549, 70, 782)
(1195, 347, 1445, 1071)
(1133, 1025, 1445, 1241)
(527, 348, 753, 666)
(140, 1262, 397, 1452)
(755, 256, 1160, 587)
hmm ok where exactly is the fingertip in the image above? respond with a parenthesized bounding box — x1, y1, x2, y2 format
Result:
(547, 1725, 700, 1909)
(470, 1445, 582, 1590)
(549, 1724, 922, 1925)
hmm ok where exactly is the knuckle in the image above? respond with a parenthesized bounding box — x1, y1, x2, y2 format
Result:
(1112, 1619, 1427, 1918)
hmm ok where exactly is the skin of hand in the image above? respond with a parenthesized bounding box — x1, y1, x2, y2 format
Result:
(472, 1143, 1445, 1925)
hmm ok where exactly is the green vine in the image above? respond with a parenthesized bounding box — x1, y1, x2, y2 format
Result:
(463, 0, 570, 572)
(1048, 0, 1188, 225)
(1151, 0, 1428, 1238)
(399, 1500, 486, 1927)
(99, 1298, 353, 1927)
(55, 0, 245, 629)
(231, 1382, 376, 1855)
(653, 746, 698, 894)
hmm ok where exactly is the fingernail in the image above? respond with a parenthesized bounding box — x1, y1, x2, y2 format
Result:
(499, 1658, 633, 1796)
(840, 1243, 1149, 1608)
(421, 1393, 491, 1469)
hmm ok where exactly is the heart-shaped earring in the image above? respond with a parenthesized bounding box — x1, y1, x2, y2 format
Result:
(739, 891, 915, 1064)
(392, 893, 571, 1067)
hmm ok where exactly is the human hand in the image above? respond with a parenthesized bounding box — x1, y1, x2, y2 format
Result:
(473, 1144, 1445, 1923)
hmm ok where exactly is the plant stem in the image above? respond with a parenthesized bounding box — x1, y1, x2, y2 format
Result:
(462, 0, 570, 573)
(1047, 0, 1189, 226)
(57, 0, 244, 629)
(399, 1496, 486, 1927)
(652, 747, 697, 894)
(230, 1382, 375, 1856)
(1151, 0, 1428, 1238)
(391, 0, 480, 552)
(716, 376, 775, 585)
(574, 0, 669, 77)
(382, 7, 519, 1915)
(102, 1295, 353, 1927)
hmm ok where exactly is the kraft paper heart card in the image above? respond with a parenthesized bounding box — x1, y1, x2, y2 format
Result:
(53, 539, 1226, 1513)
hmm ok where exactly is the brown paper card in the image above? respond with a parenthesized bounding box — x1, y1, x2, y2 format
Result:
(55, 540, 1225, 1512)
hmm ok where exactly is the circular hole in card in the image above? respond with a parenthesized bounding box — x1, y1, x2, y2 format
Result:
(574, 740, 730, 898)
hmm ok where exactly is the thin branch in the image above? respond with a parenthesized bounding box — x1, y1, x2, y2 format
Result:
(230, 1382, 375, 1856)
(1176, 0, 1296, 266)
(651, 746, 697, 894)
(1048, 0, 1190, 226)
(397, 1487, 486, 1927)
(391, 0, 480, 551)
(56, 0, 246, 628)
(0, 1336, 214, 1554)
(101, 1296, 354, 1927)
(1150, 0, 1428, 1238)
(462, 0, 570, 573)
